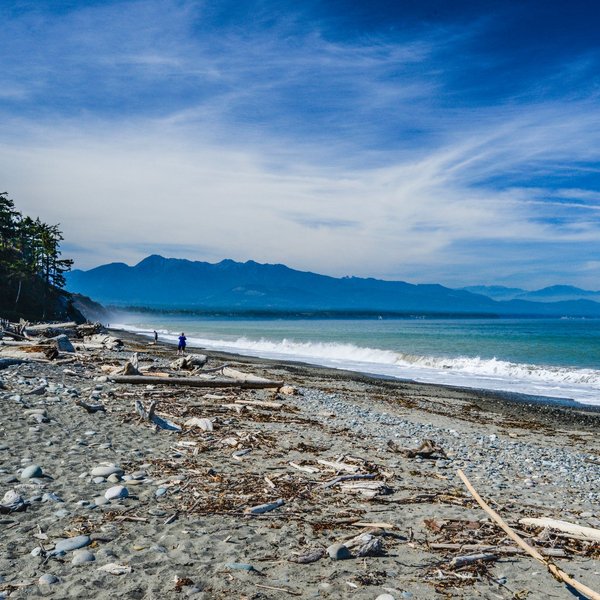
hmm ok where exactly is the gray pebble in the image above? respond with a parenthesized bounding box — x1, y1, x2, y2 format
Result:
(326, 543, 351, 560)
(93, 476, 106, 484)
(94, 496, 110, 506)
(21, 464, 43, 479)
(72, 549, 95, 565)
(105, 485, 129, 501)
(38, 574, 59, 585)
(53, 535, 91, 554)
(107, 473, 121, 483)
(90, 466, 123, 478)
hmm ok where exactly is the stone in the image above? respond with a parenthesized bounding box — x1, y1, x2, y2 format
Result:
(51, 334, 75, 353)
(38, 574, 59, 585)
(94, 496, 110, 506)
(90, 465, 124, 478)
(155, 488, 167, 498)
(72, 549, 95, 565)
(21, 464, 43, 479)
(105, 485, 129, 501)
(93, 476, 106, 484)
(326, 543, 351, 560)
(53, 535, 91, 554)
(107, 473, 121, 484)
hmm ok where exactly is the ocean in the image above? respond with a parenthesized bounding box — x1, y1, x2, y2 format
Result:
(114, 314, 600, 407)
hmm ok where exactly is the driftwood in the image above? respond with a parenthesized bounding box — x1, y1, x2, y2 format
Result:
(519, 518, 600, 543)
(457, 469, 600, 600)
(134, 399, 181, 432)
(389, 438, 448, 459)
(75, 399, 106, 413)
(317, 459, 358, 473)
(319, 474, 376, 489)
(221, 367, 273, 384)
(428, 543, 567, 558)
(288, 548, 325, 564)
(25, 321, 77, 334)
(234, 399, 283, 409)
(449, 552, 497, 568)
(112, 375, 283, 389)
(244, 498, 284, 515)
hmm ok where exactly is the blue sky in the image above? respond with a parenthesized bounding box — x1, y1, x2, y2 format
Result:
(1, 0, 599, 288)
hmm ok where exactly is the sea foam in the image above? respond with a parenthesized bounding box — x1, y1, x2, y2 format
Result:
(116, 324, 600, 406)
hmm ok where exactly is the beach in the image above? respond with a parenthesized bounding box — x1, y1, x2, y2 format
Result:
(0, 327, 599, 599)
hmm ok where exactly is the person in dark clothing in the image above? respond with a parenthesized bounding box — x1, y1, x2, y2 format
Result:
(178, 332, 187, 355)
(153, 330, 158, 343)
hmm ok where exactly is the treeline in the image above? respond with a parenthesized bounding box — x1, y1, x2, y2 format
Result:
(0, 192, 77, 321)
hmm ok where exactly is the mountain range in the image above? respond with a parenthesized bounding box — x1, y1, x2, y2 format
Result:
(463, 285, 600, 303)
(65, 255, 600, 317)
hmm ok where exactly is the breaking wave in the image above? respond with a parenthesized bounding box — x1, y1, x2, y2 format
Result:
(117, 324, 600, 405)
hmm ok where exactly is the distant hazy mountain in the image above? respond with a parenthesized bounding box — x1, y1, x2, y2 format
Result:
(463, 284, 600, 303)
(66, 255, 600, 317)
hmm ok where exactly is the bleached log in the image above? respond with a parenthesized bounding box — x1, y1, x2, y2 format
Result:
(519, 518, 600, 543)
(26, 321, 77, 333)
(449, 553, 497, 568)
(221, 367, 274, 383)
(320, 474, 376, 489)
(428, 543, 567, 558)
(112, 375, 283, 389)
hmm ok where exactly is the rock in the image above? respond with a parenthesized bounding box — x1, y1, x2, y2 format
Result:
(30, 547, 43, 557)
(21, 464, 43, 479)
(279, 385, 297, 395)
(376, 595, 396, 600)
(29, 413, 49, 424)
(105, 485, 129, 501)
(53, 535, 91, 554)
(184, 417, 213, 431)
(93, 476, 106, 484)
(38, 574, 59, 585)
(94, 496, 110, 506)
(131, 470, 146, 480)
(107, 473, 121, 484)
(326, 543, 352, 560)
(155, 488, 167, 498)
(51, 334, 75, 353)
(90, 465, 124, 478)
(72, 549, 95, 565)
(42, 492, 63, 503)
(1, 489, 25, 511)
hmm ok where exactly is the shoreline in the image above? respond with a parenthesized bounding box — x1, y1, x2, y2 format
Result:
(114, 327, 600, 432)
(1, 325, 599, 599)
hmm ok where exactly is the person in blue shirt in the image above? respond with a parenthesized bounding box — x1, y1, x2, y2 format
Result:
(178, 332, 187, 355)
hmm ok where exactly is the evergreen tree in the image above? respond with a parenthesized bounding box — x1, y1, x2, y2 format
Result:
(0, 192, 76, 321)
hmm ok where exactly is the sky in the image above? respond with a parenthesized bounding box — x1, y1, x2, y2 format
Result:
(1, 0, 599, 289)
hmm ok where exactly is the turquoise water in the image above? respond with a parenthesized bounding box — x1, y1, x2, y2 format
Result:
(115, 314, 600, 406)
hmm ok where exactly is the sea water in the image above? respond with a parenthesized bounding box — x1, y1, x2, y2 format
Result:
(114, 315, 600, 407)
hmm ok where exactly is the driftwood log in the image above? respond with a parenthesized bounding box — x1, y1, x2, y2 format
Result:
(112, 375, 283, 389)
(519, 518, 600, 543)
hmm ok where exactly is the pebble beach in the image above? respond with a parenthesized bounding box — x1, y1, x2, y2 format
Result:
(1, 327, 599, 599)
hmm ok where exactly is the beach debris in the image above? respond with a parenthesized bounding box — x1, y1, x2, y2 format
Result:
(113, 375, 284, 389)
(72, 549, 95, 565)
(278, 385, 297, 395)
(97, 563, 132, 575)
(244, 498, 285, 515)
(339, 480, 392, 498)
(519, 518, 600, 543)
(75, 398, 106, 413)
(457, 469, 600, 600)
(184, 417, 213, 431)
(319, 473, 376, 489)
(288, 548, 326, 564)
(388, 438, 448, 459)
(134, 399, 182, 431)
(38, 574, 59, 585)
(170, 354, 207, 370)
(448, 552, 497, 568)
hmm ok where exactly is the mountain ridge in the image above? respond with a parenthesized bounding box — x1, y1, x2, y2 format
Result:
(66, 255, 600, 317)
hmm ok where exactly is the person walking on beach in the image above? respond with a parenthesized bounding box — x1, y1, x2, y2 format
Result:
(178, 332, 187, 355)
(153, 330, 158, 343)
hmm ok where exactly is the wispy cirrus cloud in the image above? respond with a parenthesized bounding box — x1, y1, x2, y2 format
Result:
(1, 0, 599, 288)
